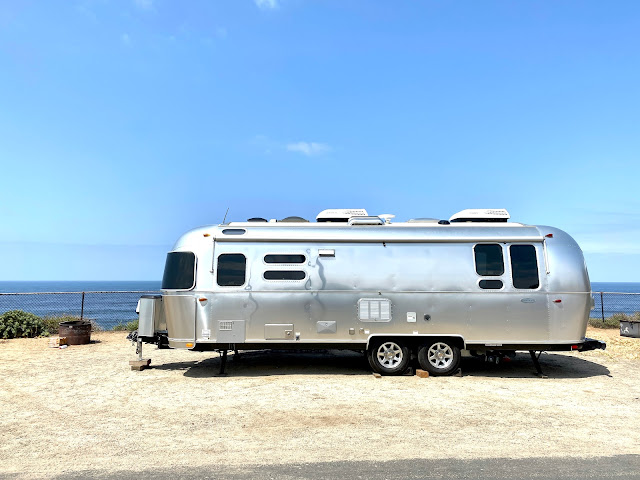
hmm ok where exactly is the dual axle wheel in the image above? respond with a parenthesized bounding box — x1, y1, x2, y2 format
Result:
(367, 338, 461, 376)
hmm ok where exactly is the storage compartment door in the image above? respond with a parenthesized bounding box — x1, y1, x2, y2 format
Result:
(265, 324, 294, 340)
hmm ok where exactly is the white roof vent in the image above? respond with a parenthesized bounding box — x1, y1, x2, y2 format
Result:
(408, 218, 439, 223)
(348, 216, 385, 226)
(316, 208, 369, 223)
(449, 209, 510, 223)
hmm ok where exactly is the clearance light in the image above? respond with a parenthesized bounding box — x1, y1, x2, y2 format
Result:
(203, 233, 210, 237)
(571, 345, 579, 350)
(545, 234, 553, 238)
(186, 343, 194, 348)
(553, 299, 562, 303)
(199, 297, 207, 302)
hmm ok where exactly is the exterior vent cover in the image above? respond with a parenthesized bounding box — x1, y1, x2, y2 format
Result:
(316, 208, 368, 222)
(219, 321, 233, 331)
(358, 298, 392, 322)
(449, 209, 510, 223)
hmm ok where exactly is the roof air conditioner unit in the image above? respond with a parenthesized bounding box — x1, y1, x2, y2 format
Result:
(316, 208, 369, 223)
(449, 209, 510, 223)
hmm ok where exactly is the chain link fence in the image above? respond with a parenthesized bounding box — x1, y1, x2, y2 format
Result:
(0, 290, 638, 331)
(590, 291, 640, 325)
(0, 290, 160, 331)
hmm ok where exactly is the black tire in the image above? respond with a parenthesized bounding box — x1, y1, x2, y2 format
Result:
(367, 339, 411, 375)
(417, 339, 461, 376)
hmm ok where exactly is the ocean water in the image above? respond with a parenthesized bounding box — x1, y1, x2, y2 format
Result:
(0, 281, 638, 328)
(590, 283, 640, 319)
(0, 281, 161, 329)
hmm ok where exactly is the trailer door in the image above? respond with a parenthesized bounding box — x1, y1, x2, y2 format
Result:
(506, 244, 549, 343)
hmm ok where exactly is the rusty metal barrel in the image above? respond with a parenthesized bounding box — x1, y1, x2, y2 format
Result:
(59, 320, 91, 345)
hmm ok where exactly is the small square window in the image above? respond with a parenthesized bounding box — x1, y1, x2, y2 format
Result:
(217, 254, 246, 287)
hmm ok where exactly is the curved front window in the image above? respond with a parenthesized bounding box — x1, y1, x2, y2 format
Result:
(162, 252, 196, 290)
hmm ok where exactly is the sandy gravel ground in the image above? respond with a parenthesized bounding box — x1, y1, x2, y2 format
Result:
(0, 327, 638, 479)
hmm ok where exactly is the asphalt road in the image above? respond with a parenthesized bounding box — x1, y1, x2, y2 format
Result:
(43, 455, 640, 480)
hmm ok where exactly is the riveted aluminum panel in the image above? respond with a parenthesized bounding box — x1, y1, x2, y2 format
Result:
(164, 294, 195, 344)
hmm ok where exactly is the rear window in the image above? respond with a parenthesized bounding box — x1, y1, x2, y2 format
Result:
(510, 245, 540, 289)
(162, 252, 196, 290)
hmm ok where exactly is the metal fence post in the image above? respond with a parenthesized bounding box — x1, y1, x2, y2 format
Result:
(81, 292, 85, 321)
(600, 291, 605, 323)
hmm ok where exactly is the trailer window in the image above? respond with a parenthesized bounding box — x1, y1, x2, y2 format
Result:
(479, 279, 503, 290)
(264, 270, 306, 281)
(264, 254, 306, 264)
(510, 245, 539, 289)
(162, 252, 196, 290)
(217, 254, 246, 287)
(474, 244, 504, 276)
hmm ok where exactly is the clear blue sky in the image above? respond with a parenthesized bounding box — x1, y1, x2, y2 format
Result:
(1, 0, 639, 282)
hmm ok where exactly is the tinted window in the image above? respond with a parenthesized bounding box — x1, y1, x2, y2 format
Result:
(264, 270, 306, 281)
(264, 254, 306, 264)
(217, 254, 246, 286)
(479, 279, 503, 290)
(474, 244, 504, 276)
(510, 245, 539, 289)
(162, 252, 196, 290)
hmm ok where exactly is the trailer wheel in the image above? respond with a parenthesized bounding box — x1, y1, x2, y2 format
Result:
(418, 340, 461, 376)
(368, 339, 410, 375)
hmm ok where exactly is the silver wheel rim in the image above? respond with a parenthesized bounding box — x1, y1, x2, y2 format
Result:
(376, 342, 404, 369)
(427, 343, 454, 369)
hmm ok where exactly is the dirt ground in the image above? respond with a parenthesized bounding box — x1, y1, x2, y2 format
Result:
(0, 327, 639, 479)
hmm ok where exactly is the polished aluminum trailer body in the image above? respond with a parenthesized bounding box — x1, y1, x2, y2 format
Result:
(154, 218, 594, 360)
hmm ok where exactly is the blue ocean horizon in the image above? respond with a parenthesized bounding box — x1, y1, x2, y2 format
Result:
(0, 280, 161, 293)
(0, 281, 638, 329)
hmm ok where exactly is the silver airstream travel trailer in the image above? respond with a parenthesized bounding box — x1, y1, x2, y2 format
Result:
(136, 208, 605, 376)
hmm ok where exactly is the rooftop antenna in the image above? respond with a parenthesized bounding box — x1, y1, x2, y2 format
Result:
(222, 207, 230, 224)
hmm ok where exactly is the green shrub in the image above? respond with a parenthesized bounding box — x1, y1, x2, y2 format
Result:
(589, 311, 640, 329)
(41, 315, 104, 335)
(112, 319, 138, 331)
(0, 310, 47, 339)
